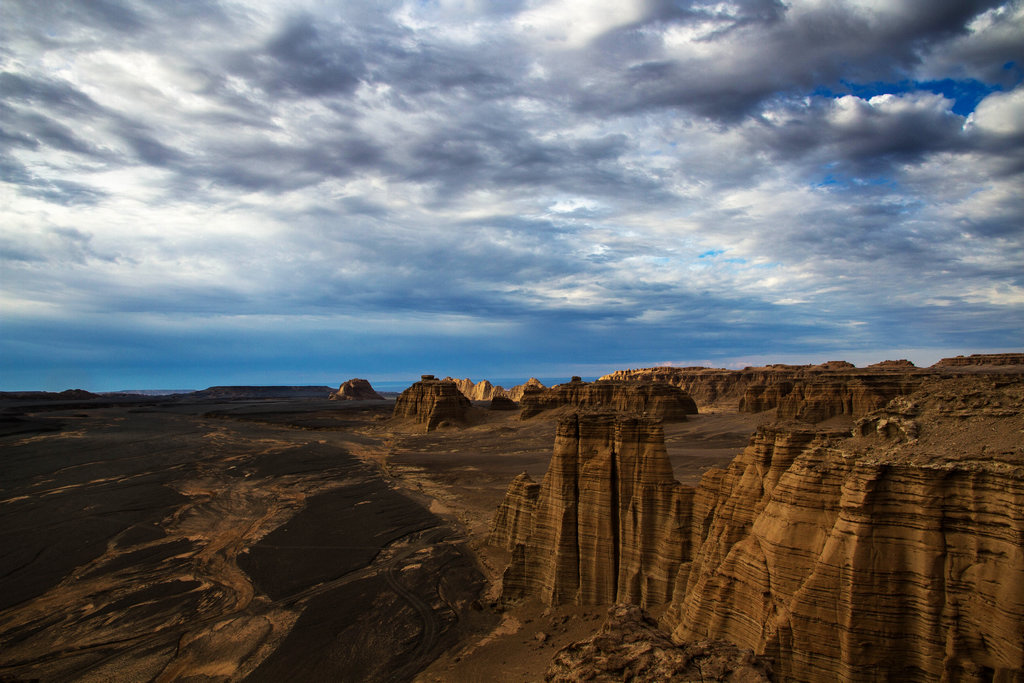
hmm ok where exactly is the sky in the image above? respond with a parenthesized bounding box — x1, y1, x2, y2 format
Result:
(2, 0, 1023, 391)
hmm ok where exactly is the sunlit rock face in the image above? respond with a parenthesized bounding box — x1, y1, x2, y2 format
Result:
(518, 380, 698, 421)
(603, 363, 928, 422)
(933, 352, 1024, 367)
(328, 378, 384, 401)
(667, 376, 1024, 682)
(445, 377, 504, 401)
(487, 472, 539, 551)
(495, 375, 1024, 682)
(496, 413, 693, 608)
(392, 375, 471, 431)
(603, 354, 1024, 425)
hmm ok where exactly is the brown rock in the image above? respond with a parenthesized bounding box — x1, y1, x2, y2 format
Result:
(392, 376, 471, 431)
(328, 378, 384, 401)
(499, 413, 691, 607)
(544, 604, 770, 683)
(497, 374, 1024, 681)
(664, 376, 1024, 682)
(506, 378, 546, 402)
(445, 377, 508, 401)
(933, 352, 1024, 367)
(487, 472, 540, 550)
(519, 380, 698, 421)
(489, 395, 518, 411)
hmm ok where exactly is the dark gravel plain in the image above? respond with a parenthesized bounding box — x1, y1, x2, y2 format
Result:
(0, 394, 484, 682)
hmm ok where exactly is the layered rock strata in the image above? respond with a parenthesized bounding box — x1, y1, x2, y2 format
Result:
(602, 363, 929, 422)
(392, 375, 472, 431)
(602, 354, 1024, 420)
(519, 380, 698, 421)
(487, 472, 540, 550)
(328, 378, 384, 401)
(934, 352, 1024, 367)
(496, 375, 1024, 681)
(545, 604, 770, 683)
(506, 377, 546, 402)
(665, 378, 1024, 681)
(496, 413, 693, 607)
(445, 377, 506, 401)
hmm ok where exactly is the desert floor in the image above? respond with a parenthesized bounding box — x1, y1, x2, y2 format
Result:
(0, 395, 759, 682)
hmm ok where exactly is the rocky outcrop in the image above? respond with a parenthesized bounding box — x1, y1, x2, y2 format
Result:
(507, 378, 546, 402)
(328, 378, 384, 401)
(487, 472, 540, 550)
(496, 375, 1024, 681)
(445, 377, 506, 401)
(496, 413, 693, 607)
(392, 375, 472, 431)
(736, 371, 927, 422)
(489, 395, 518, 411)
(519, 380, 698, 421)
(666, 375, 1024, 682)
(933, 352, 1024, 367)
(867, 358, 916, 368)
(545, 604, 770, 683)
(602, 364, 931, 422)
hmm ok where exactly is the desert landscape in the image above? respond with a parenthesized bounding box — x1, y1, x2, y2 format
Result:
(1, 353, 1021, 681)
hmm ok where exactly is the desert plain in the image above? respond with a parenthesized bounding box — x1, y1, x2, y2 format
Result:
(1, 355, 1022, 682)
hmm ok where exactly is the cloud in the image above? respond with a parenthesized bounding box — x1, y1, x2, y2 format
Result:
(1, 0, 1022, 389)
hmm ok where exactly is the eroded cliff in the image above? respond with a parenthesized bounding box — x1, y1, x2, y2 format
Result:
(496, 413, 693, 607)
(666, 375, 1024, 681)
(494, 374, 1024, 681)
(392, 375, 472, 431)
(519, 379, 698, 421)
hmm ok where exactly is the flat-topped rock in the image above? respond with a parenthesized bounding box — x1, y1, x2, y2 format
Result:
(519, 380, 698, 421)
(392, 376, 471, 431)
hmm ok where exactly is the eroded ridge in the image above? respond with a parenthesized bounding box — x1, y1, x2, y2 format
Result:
(493, 375, 1024, 681)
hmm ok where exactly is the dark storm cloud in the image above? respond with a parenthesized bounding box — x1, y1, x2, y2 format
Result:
(568, 0, 1011, 119)
(229, 15, 367, 98)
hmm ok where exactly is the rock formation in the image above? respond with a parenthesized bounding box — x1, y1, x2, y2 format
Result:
(487, 472, 540, 550)
(933, 352, 1024, 367)
(665, 375, 1024, 681)
(392, 375, 472, 431)
(489, 395, 518, 411)
(602, 355, 1024, 421)
(602, 363, 930, 422)
(328, 378, 384, 401)
(545, 604, 770, 683)
(736, 369, 927, 422)
(518, 380, 698, 421)
(495, 374, 1024, 681)
(445, 377, 507, 401)
(507, 378, 546, 402)
(496, 413, 693, 607)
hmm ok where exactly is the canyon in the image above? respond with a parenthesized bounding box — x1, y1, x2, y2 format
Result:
(2, 354, 1021, 682)
(490, 365, 1024, 681)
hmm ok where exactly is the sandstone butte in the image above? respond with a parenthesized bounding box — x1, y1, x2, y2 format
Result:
(490, 373, 1024, 682)
(518, 377, 699, 421)
(600, 354, 1024, 423)
(445, 376, 548, 402)
(328, 377, 385, 401)
(392, 374, 471, 431)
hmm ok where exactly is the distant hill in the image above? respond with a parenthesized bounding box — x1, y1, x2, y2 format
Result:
(188, 386, 334, 399)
